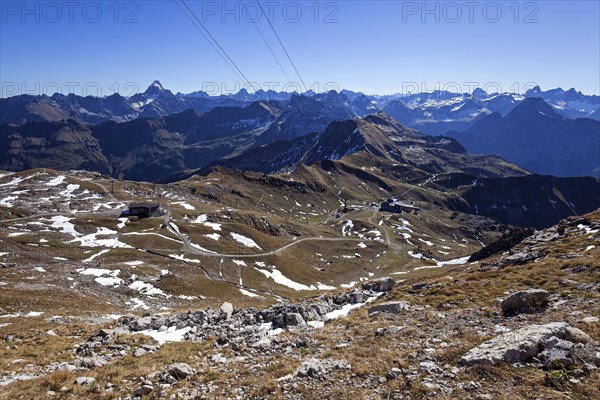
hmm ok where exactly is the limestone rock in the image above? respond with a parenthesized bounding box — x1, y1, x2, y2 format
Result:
(459, 322, 569, 366)
(501, 289, 549, 314)
(368, 301, 411, 316)
(167, 363, 194, 380)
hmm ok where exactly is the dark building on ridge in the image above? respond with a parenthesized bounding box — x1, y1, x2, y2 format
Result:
(127, 202, 161, 219)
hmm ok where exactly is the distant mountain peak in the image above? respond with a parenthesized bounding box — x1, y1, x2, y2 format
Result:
(144, 80, 166, 96)
(525, 85, 542, 96)
(472, 88, 488, 99)
(510, 97, 561, 118)
(150, 80, 164, 89)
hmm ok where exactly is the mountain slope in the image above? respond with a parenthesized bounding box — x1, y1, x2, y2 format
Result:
(0, 120, 110, 174)
(218, 113, 527, 178)
(449, 97, 600, 177)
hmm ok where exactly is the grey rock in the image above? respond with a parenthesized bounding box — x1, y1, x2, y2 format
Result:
(499, 251, 542, 267)
(74, 377, 95, 385)
(284, 313, 306, 327)
(133, 348, 148, 357)
(362, 277, 395, 292)
(135, 385, 153, 396)
(349, 290, 365, 304)
(220, 302, 233, 320)
(368, 301, 411, 316)
(131, 317, 152, 332)
(167, 363, 194, 380)
(501, 289, 549, 314)
(540, 337, 573, 369)
(420, 361, 443, 374)
(293, 359, 326, 379)
(460, 322, 569, 366)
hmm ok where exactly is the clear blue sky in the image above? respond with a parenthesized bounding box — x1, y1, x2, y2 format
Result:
(1, 1, 599, 97)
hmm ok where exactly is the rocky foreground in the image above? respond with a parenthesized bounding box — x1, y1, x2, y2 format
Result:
(1, 212, 600, 399)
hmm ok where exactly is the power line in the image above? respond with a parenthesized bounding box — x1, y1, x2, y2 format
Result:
(255, 1, 308, 92)
(176, 0, 255, 90)
(241, 1, 293, 85)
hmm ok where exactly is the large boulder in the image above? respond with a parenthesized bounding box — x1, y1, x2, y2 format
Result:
(368, 301, 411, 317)
(293, 359, 326, 379)
(284, 313, 306, 327)
(498, 251, 543, 267)
(459, 322, 569, 366)
(220, 302, 233, 320)
(167, 363, 194, 380)
(130, 316, 152, 331)
(362, 277, 395, 292)
(501, 289, 549, 314)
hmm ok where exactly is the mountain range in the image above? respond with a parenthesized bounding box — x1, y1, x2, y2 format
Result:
(1, 81, 599, 181)
(2, 81, 598, 129)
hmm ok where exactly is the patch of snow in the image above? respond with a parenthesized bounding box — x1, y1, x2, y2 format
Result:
(71, 227, 132, 249)
(123, 261, 143, 266)
(0, 196, 18, 207)
(129, 280, 169, 297)
(45, 176, 65, 186)
(79, 268, 113, 277)
(137, 326, 191, 345)
(231, 232, 261, 249)
(323, 295, 379, 320)
(128, 298, 149, 310)
(24, 311, 44, 317)
(59, 184, 80, 198)
(117, 218, 128, 229)
(49, 216, 80, 237)
(239, 289, 262, 298)
(169, 254, 201, 263)
(174, 202, 195, 210)
(95, 277, 123, 286)
(255, 267, 314, 291)
(342, 220, 354, 236)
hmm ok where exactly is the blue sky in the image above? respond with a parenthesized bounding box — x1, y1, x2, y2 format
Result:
(1, 1, 599, 96)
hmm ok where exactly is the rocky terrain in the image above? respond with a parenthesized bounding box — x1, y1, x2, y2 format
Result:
(1, 205, 598, 399)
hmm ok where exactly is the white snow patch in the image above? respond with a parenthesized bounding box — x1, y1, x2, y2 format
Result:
(342, 220, 354, 236)
(0, 196, 17, 207)
(174, 202, 195, 210)
(45, 176, 65, 186)
(231, 233, 261, 249)
(137, 326, 191, 345)
(123, 261, 144, 266)
(255, 267, 314, 291)
(49, 216, 80, 237)
(95, 277, 123, 286)
(129, 281, 169, 297)
(239, 289, 262, 298)
(59, 184, 80, 198)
